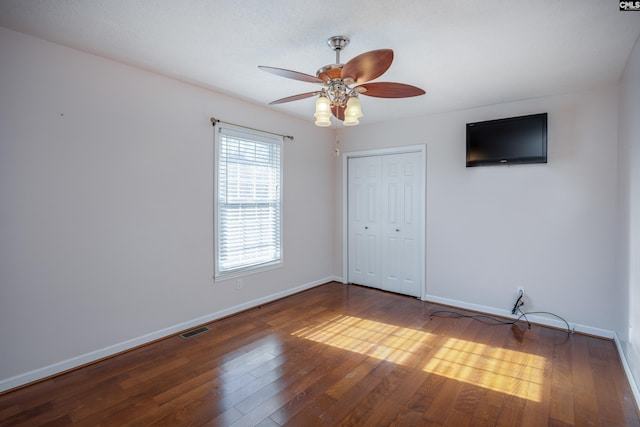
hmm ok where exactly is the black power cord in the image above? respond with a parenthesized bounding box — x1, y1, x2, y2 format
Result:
(516, 309, 572, 334)
(511, 289, 524, 315)
(429, 308, 572, 334)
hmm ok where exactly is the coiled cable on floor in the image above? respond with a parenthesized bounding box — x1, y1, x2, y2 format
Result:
(429, 308, 572, 334)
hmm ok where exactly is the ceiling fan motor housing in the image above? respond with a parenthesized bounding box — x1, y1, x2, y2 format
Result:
(317, 64, 343, 82)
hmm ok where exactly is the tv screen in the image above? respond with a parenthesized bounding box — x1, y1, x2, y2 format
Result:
(466, 113, 547, 167)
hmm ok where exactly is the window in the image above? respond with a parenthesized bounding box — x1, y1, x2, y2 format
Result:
(215, 124, 282, 278)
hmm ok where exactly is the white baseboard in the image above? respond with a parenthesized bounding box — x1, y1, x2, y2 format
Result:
(0, 276, 335, 393)
(613, 333, 640, 410)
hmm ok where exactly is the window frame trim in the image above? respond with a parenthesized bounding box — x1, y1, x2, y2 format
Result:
(213, 123, 284, 281)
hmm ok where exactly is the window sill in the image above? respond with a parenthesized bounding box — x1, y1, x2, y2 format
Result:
(214, 261, 283, 283)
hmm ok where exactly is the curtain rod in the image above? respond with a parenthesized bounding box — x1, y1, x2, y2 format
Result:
(210, 117, 294, 141)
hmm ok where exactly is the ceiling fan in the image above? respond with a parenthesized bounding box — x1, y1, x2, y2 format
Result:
(259, 36, 426, 126)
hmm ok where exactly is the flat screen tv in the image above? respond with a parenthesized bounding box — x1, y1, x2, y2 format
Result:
(466, 113, 547, 167)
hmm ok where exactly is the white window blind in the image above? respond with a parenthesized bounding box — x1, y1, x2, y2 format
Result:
(215, 125, 282, 277)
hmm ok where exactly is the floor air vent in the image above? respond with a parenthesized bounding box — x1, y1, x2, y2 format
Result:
(179, 326, 210, 339)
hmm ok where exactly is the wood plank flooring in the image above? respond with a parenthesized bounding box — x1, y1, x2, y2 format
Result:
(1, 282, 638, 426)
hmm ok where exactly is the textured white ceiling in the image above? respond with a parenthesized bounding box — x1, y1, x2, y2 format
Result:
(1, 0, 639, 125)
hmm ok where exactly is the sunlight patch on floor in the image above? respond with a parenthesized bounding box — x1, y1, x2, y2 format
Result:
(292, 315, 547, 402)
(422, 337, 546, 402)
(291, 314, 434, 366)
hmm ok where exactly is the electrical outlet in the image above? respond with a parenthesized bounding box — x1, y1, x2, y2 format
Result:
(511, 287, 525, 315)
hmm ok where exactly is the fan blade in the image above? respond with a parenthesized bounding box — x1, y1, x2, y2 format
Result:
(356, 82, 426, 98)
(342, 49, 394, 83)
(259, 66, 324, 84)
(269, 92, 319, 105)
(332, 104, 345, 121)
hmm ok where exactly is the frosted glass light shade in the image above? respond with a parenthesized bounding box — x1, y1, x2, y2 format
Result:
(343, 114, 359, 126)
(343, 96, 363, 126)
(314, 95, 331, 127)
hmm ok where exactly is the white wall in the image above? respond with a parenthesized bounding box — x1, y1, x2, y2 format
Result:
(0, 27, 335, 389)
(336, 86, 620, 334)
(618, 34, 640, 394)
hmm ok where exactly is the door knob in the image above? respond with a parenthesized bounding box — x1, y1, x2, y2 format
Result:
(396, 228, 400, 232)
(365, 226, 368, 230)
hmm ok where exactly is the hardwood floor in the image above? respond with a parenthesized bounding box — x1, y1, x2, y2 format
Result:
(1, 282, 638, 426)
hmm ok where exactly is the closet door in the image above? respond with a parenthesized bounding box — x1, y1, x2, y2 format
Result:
(380, 152, 422, 297)
(347, 156, 382, 288)
(347, 151, 423, 298)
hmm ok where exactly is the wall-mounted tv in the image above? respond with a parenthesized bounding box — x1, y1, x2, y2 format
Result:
(466, 113, 547, 167)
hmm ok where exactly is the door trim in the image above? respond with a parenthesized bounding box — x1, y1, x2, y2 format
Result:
(342, 145, 427, 299)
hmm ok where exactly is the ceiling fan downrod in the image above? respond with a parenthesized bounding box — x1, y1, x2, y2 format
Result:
(327, 35, 349, 64)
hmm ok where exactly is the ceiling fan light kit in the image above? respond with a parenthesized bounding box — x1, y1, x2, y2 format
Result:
(260, 35, 425, 127)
